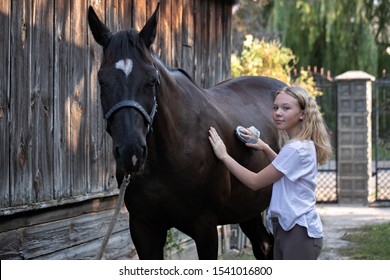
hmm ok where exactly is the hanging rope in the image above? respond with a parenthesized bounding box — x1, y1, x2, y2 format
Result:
(96, 174, 131, 260)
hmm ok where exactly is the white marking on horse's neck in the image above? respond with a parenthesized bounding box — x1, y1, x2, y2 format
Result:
(115, 58, 133, 77)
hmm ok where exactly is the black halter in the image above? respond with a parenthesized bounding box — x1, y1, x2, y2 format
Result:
(104, 98, 157, 125)
(103, 98, 157, 135)
(103, 68, 160, 131)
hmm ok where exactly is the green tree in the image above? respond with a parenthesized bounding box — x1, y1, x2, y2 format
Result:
(363, 0, 390, 75)
(233, 0, 388, 77)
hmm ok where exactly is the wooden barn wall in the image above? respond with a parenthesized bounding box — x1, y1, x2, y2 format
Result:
(0, 0, 234, 259)
(0, 0, 233, 213)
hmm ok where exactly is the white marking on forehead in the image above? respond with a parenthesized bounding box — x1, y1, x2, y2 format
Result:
(115, 58, 133, 77)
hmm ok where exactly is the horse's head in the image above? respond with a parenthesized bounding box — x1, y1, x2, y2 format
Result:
(88, 4, 160, 177)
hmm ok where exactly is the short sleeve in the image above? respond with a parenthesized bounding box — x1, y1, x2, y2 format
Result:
(272, 142, 314, 182)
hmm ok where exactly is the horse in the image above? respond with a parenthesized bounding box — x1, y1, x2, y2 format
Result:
(88, 3, 286, 260)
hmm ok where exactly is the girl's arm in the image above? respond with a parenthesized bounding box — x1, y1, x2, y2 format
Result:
(247, 140, 277, 162)
(209, 127, 283, 191)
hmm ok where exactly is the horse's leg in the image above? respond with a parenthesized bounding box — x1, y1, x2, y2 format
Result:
(194, 226, 219, 260)
(180, 220, 219, 260)
(239, 215, 274, 260)
(129, 216, 167, 259)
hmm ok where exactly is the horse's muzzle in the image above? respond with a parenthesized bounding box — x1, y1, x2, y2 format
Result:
(114, 143, 147, 175)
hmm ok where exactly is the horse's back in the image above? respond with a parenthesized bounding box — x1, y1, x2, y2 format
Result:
(206, 75, 286, 134)
(209, 76, 285, 101)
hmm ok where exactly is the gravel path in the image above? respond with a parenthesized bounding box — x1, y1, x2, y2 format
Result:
(317, 204, 390, 260)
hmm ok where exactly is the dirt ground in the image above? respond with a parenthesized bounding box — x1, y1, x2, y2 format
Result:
(317, 203, 390, 260)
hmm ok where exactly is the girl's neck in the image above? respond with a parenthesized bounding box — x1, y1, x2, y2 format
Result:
(286, 130, 298, 139)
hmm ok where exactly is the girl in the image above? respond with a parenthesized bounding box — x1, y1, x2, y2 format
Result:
(208, 86, 333, 260)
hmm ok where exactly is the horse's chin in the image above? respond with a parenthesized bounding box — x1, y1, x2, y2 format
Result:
(118, 161, 145, 177)
(130, 168, 144, 176)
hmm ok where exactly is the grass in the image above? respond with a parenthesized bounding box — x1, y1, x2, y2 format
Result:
(338, 222, 390, 259)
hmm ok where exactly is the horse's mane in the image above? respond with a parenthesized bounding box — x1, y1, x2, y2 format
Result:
(177, 68, 195, 84)
(150, 52, 199, 88)
(101, 30, 153, 67)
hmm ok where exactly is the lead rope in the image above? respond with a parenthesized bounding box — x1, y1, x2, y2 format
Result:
(96, 174, 131, 260)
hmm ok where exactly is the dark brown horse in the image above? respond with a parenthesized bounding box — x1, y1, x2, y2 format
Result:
(88, 3, 286, 259)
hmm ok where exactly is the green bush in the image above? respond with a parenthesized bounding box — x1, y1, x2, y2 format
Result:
(231, 35, 321, 98)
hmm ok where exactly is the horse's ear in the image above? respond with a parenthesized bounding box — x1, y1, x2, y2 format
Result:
(88, 6, 111, 47)
(139, 3, 160, 48)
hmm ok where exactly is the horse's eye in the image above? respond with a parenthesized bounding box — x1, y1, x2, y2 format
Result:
(148, 77, 158, 86)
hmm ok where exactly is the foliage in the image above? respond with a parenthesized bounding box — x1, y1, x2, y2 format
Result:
(363, 0, 390, 75)
(270, 0, 378, 76)
(232, 0, 388, 77)
(339, 222, 390, 259)
(231, 34, 321, 98)
(164, 229, 184, 259)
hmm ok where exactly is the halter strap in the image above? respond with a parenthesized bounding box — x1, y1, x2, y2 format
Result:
(104, 98, 157, 126)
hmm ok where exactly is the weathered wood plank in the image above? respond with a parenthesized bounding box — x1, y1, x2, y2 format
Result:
(0, 0, 10, 208)
(133, 0, 146, 32)
(172, 0, 182, 68)
(180, 0, 194, 77)
(214, 0, 223, 84)
(104, 0, 117, 29)
(0, 205, 130, 259)
(10, 0, 34, 206)
(41, 230, 136, 260)
(116, 0, 133, 30)
(222, 1, 232, 80)
(0, 194, 120, 232)
(0, 229, 23, 259)
(22, 208, 129, 259)
(148, 0, 161, 52)
(30, 0, 55, 203)
(88, 0, 110, 194)
(193, 0, 202, 85)
(53, 0, 72, 199)
(207, 1, 216, 88)
(159, 0, 173, 66)
(200, 1, 209, 87)
(68, 0, 89, 197)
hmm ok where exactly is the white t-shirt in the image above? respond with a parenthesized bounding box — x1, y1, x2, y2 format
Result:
(266, 140, 323, 238)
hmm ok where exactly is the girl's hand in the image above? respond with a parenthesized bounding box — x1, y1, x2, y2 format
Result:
(238, 127, 269, 152)
(208, 127, 228, 160)
(246, 138, 267, 151)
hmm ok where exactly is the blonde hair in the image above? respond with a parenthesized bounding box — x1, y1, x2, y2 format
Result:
(276, 86, 333, 165)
